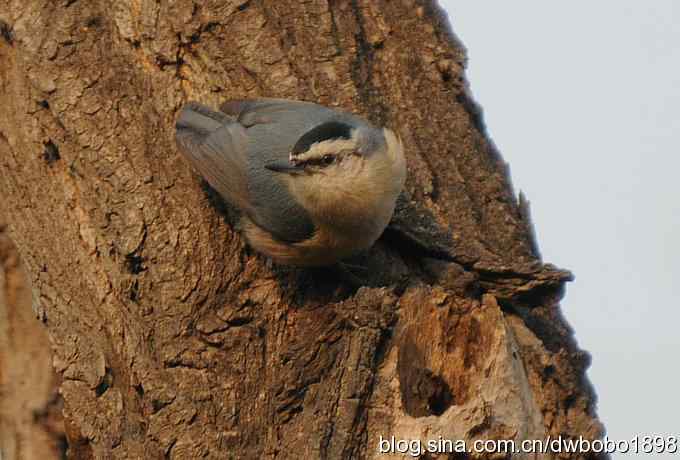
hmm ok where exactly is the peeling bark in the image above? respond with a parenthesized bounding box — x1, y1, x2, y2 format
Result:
(0, 1, 605, 459)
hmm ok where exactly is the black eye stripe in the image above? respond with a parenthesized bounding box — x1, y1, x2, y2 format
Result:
(299, 154, 336, 167)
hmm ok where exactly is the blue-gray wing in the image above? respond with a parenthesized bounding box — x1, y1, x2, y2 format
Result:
(220, 98, 352, 129)
(176, 100, 323, 243)
(175, 102, 251, 212)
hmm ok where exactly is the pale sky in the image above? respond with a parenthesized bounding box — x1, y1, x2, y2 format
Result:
(440, 1, 680, 458)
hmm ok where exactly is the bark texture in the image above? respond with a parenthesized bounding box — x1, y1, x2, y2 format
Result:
(0, 1, 605, 459)
(0, 222, 66, 460)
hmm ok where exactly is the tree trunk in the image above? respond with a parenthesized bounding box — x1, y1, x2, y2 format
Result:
(0, 222, 66, 459)
(0, 1, 605, 459)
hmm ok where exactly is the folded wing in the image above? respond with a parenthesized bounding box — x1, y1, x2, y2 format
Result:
(175, 102, 251, 212)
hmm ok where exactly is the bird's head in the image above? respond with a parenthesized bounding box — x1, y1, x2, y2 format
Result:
(266, 119, 406, 228)
(265, 120, 377, 176)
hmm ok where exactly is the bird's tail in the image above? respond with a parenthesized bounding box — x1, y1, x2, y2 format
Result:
(175, 102, 251, 212)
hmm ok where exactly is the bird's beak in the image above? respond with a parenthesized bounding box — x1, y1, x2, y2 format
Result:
(265, 161, 303, 174)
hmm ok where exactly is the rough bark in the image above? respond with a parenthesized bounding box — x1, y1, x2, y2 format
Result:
(0, 1, 605, 459)
(0, 222, 66, 460)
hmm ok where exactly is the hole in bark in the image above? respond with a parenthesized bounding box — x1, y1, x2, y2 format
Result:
(440, 68, 452, 82)
(95, 368, 113, 397)
(85, 16, 102, 28)
(125, 253, 145, 274)
(0, 19, 14, 45)
(398, 334, 454, 417)
(542, 364, 556, 381)
(134, 383, 144, 397)
(425, 371, 454, 415)
(38, 99, 50, 109)
(94, 380, 109, 396)
(43, 140, 60, 165)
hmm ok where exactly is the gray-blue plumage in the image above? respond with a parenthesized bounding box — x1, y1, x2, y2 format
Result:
(175, 98, 365, 243)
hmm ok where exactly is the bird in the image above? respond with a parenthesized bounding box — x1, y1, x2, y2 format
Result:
(174, 98, 406, 267)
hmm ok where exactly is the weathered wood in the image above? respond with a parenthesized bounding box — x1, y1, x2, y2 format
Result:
(0, 1, 605, 458)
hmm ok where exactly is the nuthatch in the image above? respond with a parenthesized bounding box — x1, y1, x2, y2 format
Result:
(175, 98, 406, 266)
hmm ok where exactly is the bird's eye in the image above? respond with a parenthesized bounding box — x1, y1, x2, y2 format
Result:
(321, 154, 334, 166)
